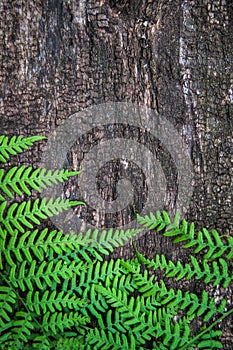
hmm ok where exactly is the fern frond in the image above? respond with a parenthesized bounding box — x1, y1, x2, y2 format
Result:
(0, 227, 92, 269)
(181, 308, 233, 349)
(3, 258, 86, 292)
(62, 259, 138, 324)
(26, 290, 88, 315)
(55, 335, 84, 350)
(1, 341, 24, 350)
(193, 329, 223, 349)
(134, 248, 233, 288)
(27, 334, 51, 350)
(0, 133, 231, 349)
(0, 135, 46, 163)
(136, 210, 171, 231)
(85, 327, 138, 350)
(0, 286, 17, 325)
(0, 207, 139, 269)
(121, 261, 226, 322)
(94, 285, 142, 325)
(166, 223, 233, 260)
(0, 166, 82, 199)
(94, 285, 191, 348)
(180, 328, 223, 349)
(39, 311, 89, 334)
(88, 227, 142, 255)
(0, 198, 85, 233)
(76, 260, 123, 319)
(11, 311, 34, 342)
(137, 211, 233, 260)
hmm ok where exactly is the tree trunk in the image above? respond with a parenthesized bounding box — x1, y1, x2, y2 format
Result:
(1, 0, 232, 346)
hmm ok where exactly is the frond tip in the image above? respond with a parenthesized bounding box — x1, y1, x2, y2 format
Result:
(0, 198, 85, 233)
(0, 135, 46, 163)
(137, 211, 233, 260)
(0, 166, 82, 200)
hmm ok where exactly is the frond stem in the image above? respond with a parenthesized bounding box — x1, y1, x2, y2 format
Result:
(180, 307, 233, 350)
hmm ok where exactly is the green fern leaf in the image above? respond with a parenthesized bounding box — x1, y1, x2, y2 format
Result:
(90, 228, 142, 254)
(5, 258, 86, 291)
(28, 334, 51, 350)
(0, 135, 46, 163)
(0, 340, 25, 350)
(134, 248, 233, 288)
(0, 166, 82, 200)
(180, 329, 223, 350)
(11, 311, 34, 343)
(0, 227, 93, 269)
(55, 335, 85, 350)
(40, 311, 89, 334)
(137, 211, 233, 260)
(121, 260, 226, 322)
(136, 211, 163, 230)
(0, 133, 231, 350)
(0, 198, 85, 233)
(26, 290, 88, 315)
(197, 339, 223, 349)
(94, 284, 191, 348)
(85, 327, 137, 350)
(0, 286, 17, 325)
(94, 285, 161, 343)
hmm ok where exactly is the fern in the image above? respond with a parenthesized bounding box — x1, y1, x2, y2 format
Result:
(0, 166, 82, 200)
(93, 284, 191, 349)
(0, 197, 84, 234)
(0, 135, 46, 163)
(84, 327, 142, 350)
(134, 249, 232, 288)
(39, 311, 89, 334)
(137, 211, 233, 260)
(0, 227, 90, 268)
(0, 135, 232, 349)
(121, 260, 227, 322)
(26, 290, 87, 314)
(0, 286, 17, 325)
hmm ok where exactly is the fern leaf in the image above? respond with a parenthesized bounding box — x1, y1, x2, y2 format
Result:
(27, 334, 51, 350)
(54, 335, 85, 350)
(11, 311, 34, 343)
(0, 227, 93, 269)
(0, 340, 25, 350)
(76, 259, 124, 294)
(0, 133, 230, 350)
(90, 228, 142, 255)
(0, 286, 17, 325)
(136, 211, 163, 230)
(0, 225, 140, 272)
(5, 258, 86, 291)
(134, 248, 233, 288)
(121, 260, 226, 322)
(137, 211, 233, 260)
(85, 328, 137, 350)
(0, 135, 46, 163)
(26, 290, 88, 315)
(71, 259, 139, 322)
(0, 198, 85, 233)
(0, 166, 82, 200)
(180, 329, 223, 350)
(197, 339, 223, 349)
(94, 285, 161, 341)
(94, 284, 191, 348)
(40, 311, 89, 334)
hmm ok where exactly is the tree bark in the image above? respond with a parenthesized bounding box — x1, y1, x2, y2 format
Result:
(1, 0, 232, 346)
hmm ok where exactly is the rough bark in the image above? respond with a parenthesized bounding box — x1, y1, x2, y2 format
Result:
(1, 0, 232, 346)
